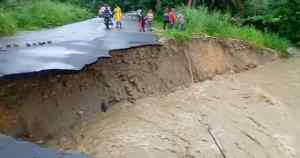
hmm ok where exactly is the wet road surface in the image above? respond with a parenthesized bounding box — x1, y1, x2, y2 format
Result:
(0, 17, 156, 158)
(0, 19, 105, 47)
(0, 18, 157, 79)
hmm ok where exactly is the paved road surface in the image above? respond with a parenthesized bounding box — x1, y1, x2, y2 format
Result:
(0, 17, 157, 79)
(0, 17, 156, 158)
(0, 19, 106, 47)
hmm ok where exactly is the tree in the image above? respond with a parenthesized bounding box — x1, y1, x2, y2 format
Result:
(272, 0, 300, 42)
(156, 0, 161, 11)
(188, 0, 192, 7)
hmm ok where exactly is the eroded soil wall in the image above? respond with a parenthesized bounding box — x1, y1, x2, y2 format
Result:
(0, 38, 278, 141)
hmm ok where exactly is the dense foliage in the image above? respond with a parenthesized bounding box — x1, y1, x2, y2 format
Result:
(159, 7, 291, 54)
(244, 0, 299, 43)
(73, 0, 298, 44)
(0, 0, 92, 35)
(0, 11, 17, 35)
(0, 0, 298, 45)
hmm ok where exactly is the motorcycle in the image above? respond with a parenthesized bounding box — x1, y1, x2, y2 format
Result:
(104, 17, 111, 30)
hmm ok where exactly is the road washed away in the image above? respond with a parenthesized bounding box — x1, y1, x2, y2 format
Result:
(58, 57, 300, 158)
(0, 18, 157, 78)
(1, 15, 300, 158)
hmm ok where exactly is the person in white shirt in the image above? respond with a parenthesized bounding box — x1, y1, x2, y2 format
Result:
(146, 9, 154, 31)
(178, 13, 185, 31)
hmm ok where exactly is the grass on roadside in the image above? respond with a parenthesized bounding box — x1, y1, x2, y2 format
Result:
(155, 7, 291, 55)
(0, 0, 92, 36)
(0, 11, 17, 36)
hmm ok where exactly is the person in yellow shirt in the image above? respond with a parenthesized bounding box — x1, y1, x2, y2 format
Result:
(114, 6, 123, 29)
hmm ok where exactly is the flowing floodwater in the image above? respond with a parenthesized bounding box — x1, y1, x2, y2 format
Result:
(49, 56, 300, 158)
(239, 57, 300, 116)
(1, 15, 299, 158)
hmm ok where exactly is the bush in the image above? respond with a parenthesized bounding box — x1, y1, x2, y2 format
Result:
(14, 0, 92, 29)
(0, 0, 92, 34)
(158, 7, 291, 54)
(244, 0, 300, 43)
(162, 30, 192, 42)
(0, 11, 17, 35)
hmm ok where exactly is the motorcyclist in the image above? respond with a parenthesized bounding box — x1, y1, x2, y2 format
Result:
(98, 6, 105, 18)
(102, 4, 112, 30)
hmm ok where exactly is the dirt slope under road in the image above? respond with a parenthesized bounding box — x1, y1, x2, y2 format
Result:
(0, 38, 277, 140)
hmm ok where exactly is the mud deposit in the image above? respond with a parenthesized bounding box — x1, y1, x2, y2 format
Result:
(0, 38, 278, 147)
(69, 68, 300, 158)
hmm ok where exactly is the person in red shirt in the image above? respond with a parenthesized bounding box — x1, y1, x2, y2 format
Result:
(169, 8, 177, 29)
(138, 10, 146, 32)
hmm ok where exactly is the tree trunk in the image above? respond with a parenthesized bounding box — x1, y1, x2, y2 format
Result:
(156, 0, 161, 11)
(233, 0, 245, 16)
(192, 0, 197, 7)
(188, 0, 193, 7)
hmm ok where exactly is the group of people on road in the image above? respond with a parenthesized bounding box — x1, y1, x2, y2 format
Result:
(137, 9, 154, 32)
(99, 5, 185, 32)
(100, 5, 155, 32)
(163, 8, 185, 31)
(100, 4, 123, 30)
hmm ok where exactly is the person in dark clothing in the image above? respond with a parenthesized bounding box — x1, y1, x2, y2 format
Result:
(138, 10, 146, 32)
(103, 5, 112, 30)
(163, 8, 170, 30)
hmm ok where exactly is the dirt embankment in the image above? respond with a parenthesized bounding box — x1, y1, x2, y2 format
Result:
(0, 38, 278, 141)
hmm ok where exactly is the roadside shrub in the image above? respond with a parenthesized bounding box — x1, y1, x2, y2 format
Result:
(12, 0, 92, 29)
(0, 11, 17, 35)
(0, 0, 92, 34)
(164, 30, 192, 42)
(244, 0, 300, 43)
(158, 7, 291, 54)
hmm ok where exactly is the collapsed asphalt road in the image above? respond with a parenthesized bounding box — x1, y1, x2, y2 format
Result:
(0, 17, 157, 158)
(0, 17, 157, 79)
(3, 15, 298, 158)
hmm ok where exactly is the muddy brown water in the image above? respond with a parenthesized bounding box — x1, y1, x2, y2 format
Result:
(57, 57, 300, 158)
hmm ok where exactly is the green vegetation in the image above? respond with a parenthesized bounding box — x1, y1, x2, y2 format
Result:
(244, 0, 300, 43)
(157, 7, 291, 54)
(0, 11, 17, 35)
(91, 0, 297, 45)
(0, 0, 92, 36)
(0, 0, 297, 51)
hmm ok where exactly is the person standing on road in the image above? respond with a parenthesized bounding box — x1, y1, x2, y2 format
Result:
(103, 4, 113, 30)
(114, 5, 123, 29)
(146, 9, 154, 31)
(138, 10, 146, 32)
(163, 8, 170, 30)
